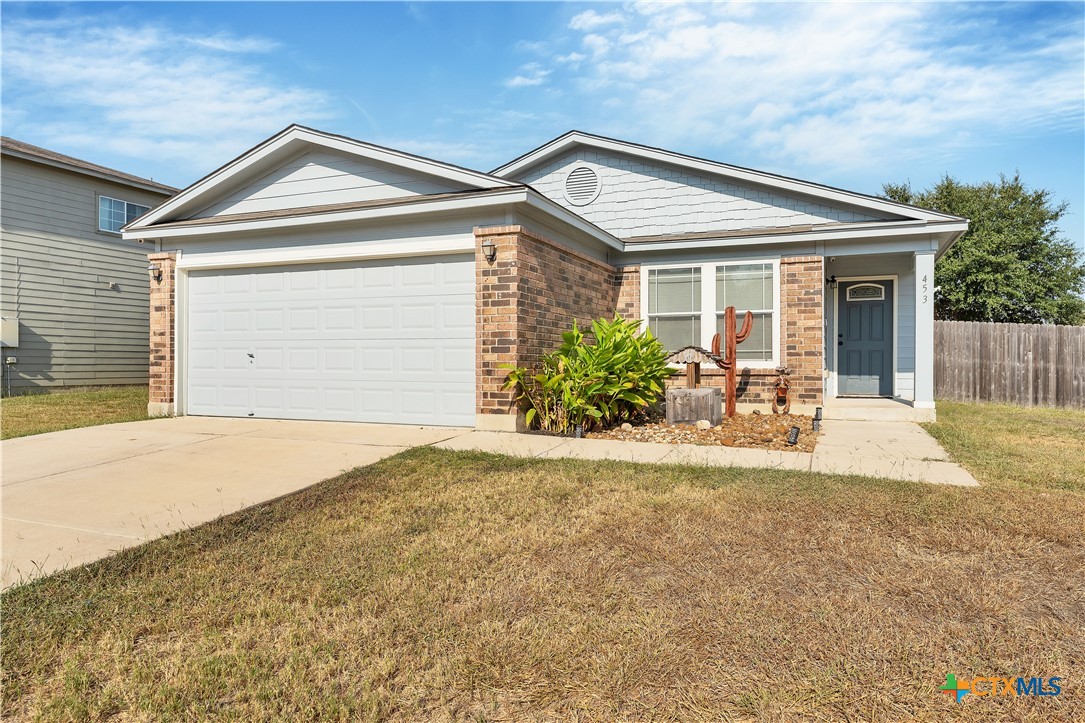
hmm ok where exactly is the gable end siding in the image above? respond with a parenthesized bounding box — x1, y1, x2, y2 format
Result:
(516, 149, 886, 239)
(190, 150, 467, 219)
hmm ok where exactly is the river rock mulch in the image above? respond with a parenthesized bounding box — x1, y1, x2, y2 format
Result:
(587, 413, 819, 452)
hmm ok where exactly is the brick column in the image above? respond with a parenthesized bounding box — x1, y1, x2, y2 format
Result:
(148, 252, 176, 417)
(474, 225, 622, 431)
(615, 266, 640, 319)
(779, 255, 824, 406)
(475, 227, 522, 425)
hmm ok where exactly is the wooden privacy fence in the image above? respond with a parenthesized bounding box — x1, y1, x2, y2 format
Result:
(935, 320, 1085, 408)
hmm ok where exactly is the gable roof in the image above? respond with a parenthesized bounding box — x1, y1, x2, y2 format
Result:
(492, 130, 964, 225)
(127, 125, 521, 230)
(0, 136, 178, 195)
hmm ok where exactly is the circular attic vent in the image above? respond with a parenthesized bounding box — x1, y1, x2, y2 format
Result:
(564, 166, 601, 206)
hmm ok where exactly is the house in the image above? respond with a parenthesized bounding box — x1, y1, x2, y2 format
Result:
(0, 138, 177, 391)
(121, 126, 966, 426)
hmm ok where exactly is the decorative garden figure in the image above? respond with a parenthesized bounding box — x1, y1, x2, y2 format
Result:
(771, 367, 792, 415)
(710, 306, 753, 419)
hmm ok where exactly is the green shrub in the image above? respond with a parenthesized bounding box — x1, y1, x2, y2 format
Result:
(503, 315, 674, 434)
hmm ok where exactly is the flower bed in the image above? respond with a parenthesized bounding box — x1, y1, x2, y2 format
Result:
(587, 413, 819, 452)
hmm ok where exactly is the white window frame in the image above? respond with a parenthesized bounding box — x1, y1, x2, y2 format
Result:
(641, 258, 781, 369)
(98, 195, 150, 234)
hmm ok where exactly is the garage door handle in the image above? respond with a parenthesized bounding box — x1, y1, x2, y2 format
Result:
(247, 353, 254, 358)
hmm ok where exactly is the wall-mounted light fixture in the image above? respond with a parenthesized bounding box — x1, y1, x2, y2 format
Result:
(480, 238, 497, 263)
(825, 274, 837, 289)
(148, 262, 162, 283)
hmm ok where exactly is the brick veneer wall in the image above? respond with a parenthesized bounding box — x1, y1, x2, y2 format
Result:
(615, 266, 639, 318)
(616, 255, 824, 407)
(147, 251, 176, 416)
(778, 255, 824, 405)
(475, 226, 623, 424)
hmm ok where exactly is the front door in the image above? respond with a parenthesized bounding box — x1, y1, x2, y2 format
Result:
(838, 280, 893, 396)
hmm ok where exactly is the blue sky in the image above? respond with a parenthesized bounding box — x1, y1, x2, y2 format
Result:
(3, 2, 1083, 251)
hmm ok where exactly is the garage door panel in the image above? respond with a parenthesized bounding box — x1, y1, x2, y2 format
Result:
(186, 256, 474, 426)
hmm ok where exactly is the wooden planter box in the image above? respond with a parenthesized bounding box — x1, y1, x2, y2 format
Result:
(665, 387, 723, 426)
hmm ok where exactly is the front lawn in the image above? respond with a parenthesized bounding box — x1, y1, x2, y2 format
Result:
(0, 386, 149, 440)
(3, 433, 1081, 719)
(924, 400, 1085, 492)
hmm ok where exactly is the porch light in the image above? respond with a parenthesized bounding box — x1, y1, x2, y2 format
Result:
(814, 406, 823, 421)
(825, 275, 837, 289)
(147, 262, 162, 284)
(480, 239, 497, 263)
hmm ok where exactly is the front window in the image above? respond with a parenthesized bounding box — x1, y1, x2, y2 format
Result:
(647, 267, 701, 350)
(98, 196, 150, 233)
(644, 260, 779, 365)
(716, 263, 774, 362)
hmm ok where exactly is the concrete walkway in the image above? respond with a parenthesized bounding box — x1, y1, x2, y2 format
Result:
(1, 417, 467, 588)
(2, 416, 975, 589)
(436, 419, 979, 486)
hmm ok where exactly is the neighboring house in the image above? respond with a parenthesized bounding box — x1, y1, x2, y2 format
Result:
(0, 138, 177, 391)
(122, 126, 966, 426)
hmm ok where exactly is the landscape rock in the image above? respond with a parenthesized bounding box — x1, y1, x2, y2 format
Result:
(695, 419, 713, 430)
(587, 413, 819, 452)
(621, 422, 633, 431)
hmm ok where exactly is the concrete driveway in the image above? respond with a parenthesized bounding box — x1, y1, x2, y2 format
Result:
(1, 417, 469, 588)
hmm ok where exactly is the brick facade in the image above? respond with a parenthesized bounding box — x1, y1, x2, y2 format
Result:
(148, 234, 823, 424)
(147, 251, 176, 416)
(614, 266, 639, 318)
(475, 225, 624, 427)
(778, 255, 824, 405)
(612, 255, 824, 408)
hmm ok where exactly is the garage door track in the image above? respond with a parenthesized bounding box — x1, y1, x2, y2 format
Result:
(1, 417, 469, 588)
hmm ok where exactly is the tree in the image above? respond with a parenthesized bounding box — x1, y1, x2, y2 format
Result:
(882, 173, 1085, 325)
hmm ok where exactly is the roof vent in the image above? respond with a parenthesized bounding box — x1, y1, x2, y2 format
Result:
(564, 166, 600, 206)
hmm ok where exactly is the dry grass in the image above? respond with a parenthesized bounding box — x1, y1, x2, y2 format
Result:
(3, 432, 1082, 720)
(924, 400, 1085, 492)
(0, 386, 149, 440)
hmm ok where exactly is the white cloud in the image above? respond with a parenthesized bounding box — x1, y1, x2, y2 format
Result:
(555, 51, 586, 64)
(581, 33, 611, 59)
(568, 10, 625, 32)
(0, 17, 334, 181)
(504, 62, 550, 88)
(540, 3, 1084, 173)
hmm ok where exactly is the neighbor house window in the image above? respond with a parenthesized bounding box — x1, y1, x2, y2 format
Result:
(647, 267, 701, 350)
(98, 196, 150, 233)
(643, 260, 779, 366)
(716, 263, 774, 362)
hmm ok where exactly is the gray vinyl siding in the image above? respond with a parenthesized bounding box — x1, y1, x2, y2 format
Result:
(515, 148, 885, 239)
(190, 150, 466, 219)
(0, 156, 173, 390)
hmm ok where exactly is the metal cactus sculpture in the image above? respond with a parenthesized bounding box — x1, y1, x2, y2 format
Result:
(710, 306, 753, 418)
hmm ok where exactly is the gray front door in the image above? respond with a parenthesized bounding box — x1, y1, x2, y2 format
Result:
(838, 280, 893, 396)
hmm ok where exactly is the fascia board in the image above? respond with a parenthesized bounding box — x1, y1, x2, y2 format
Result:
(1, 148, 177, 196)
(622, 221, 969, 254)
(522, 189, 624, 251)
(128, 127, 302, 228)
(123, 189, 531, 241)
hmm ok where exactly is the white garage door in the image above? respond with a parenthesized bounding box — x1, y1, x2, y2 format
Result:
(185, 255, 475, 426)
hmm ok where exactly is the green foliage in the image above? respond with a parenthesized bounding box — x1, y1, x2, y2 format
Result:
(503, 316, 674, 434)
(882, 173, 1085, 325)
